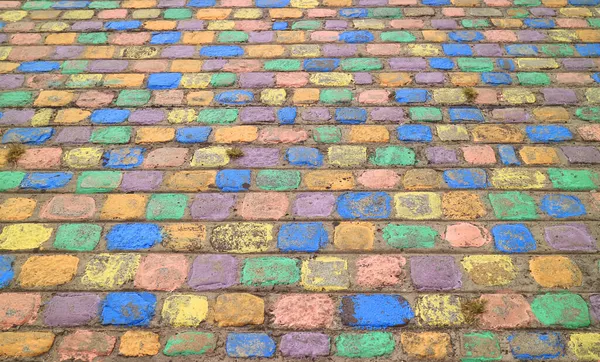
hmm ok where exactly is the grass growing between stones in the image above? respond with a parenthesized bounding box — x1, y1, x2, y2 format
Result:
(226, 147, 245, 158)
(6, 144, 26, 165)
(462, 88, 478, 102)
(461, 298, 487, 325)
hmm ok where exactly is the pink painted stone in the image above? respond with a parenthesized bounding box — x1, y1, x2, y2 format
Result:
(462, 145, 496, 165)
(239, 193, 289, 220)
(578, 125, 600, 141)
(479, 294, 534, 329)
(222, 60, 262, 72)
(109, 32, 151, 45)
(358, 89, 391, 103)
(17, 148, 62, 169)
(442, 8, 465, 16)
(153, 90, 184, 105)
(58, 330, 116, 362)
(474, 89, 497, 104)
(366, 44, 400, 56)
(258, 128, 308, 144)
(357, 170, 400, 189)
(356, 255, 406, 287)
(10, 33, 42, 45)
(484, 30, 517, 42)
(142, 148, 188, 169)
(0, 1, 21, 8)
(131, 60, 169, 72)
(443, 223, 491, 248)
(98, 9, 128, 19)
(234, 20, 271, 31)
(311, 31, 339, 42)
(134, 254, 189, 291)
(76, 91, 115, 108)
(222, 0, 252, 5)
(40, 195, 96, 220)
(8, 46, 53, 61)
(276, 73, 308, 88)
(272, 294, 334, 329)
(0, 293, 41, 330)
(390, 19, 424, 29)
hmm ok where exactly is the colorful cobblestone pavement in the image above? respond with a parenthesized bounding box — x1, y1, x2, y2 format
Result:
(0, 0, 600, 360)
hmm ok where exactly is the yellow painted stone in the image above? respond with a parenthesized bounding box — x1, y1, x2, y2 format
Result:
(34, 91, 74, 107)
(100, 195, 148, 220)
(471, 125, 524, 143)
(40, 21, 70, 32)
(422, 30, 448, 41)
(450, 73, 479, 86)
(162, 224, 206, 251)
(103, 73, 145, 87)
(0, 47, 11, 61)
(119, 331, 160, 357)
(54, 109, 91, 124)
(162, 295, 209, 327)
(0, 11, 27, 22)
(548, 29, 578, 42)
(183, 32, 215, 44)
(334, 222, 375, 250)
(301, 256, 349, 291)
(502, 89, 536, 104)
(310, 73, 352, 86)
(378, 73, 411, 87)
(171, 60, 203, 72)
(0, 332, 55, 357)
(519, 146, 560, 165)
(18, 255, 79, 288)
(198, 9, 233, 20)
(168, 109, 197, 124)
(436, 125, 469, 141)
(246, 45, 285, 58)
(210, 223, 273, 253)
(462, 255, 517, 286)
(132, 9, 161, 18)
(31, 109, 53, 126)
(490, 169, 547, 189)
(0, 198, 36, 221)
(293, 88, 320, 104)
(277, 31, 305, 43)
(135, 127, 175, 143)
(207, 20, 235, 30)
(233, 8, 263, 19)
(291, 0, 319, 7)
(67, 74, 103, 88)
(533, 107, 569, 122)
(213, 293, 264, 327)
(270, 9, 303, 19)
(408, 44, 441, 56)
(120, 46, 159, 59)
(328, 146, 367, 167)
(0, 224, 53, 251)
(63, 147, 103, 169)
(304, 171, 354, 190)
(261, 89, 287, 105)
(560, 8, 591, 16)
(442, 191, 486, 220)
(433, 89, 467, 104)
(403, 169, 443, 190)
(190, 147, 230, 167)
(163, 171, 217, 192)
(354, 19, 385, 30)
(394, 192, 442, 220)
(186, 91, 212, 106)
(290, 44, 320, 57)
(62, 10, 95, 20)
(586, 88, 600, 103)
(415, 294, 464, 326)
(568, 333, 600, 361)
(529, 256, 583, 288)
(45, 33, 77, 45)
(180, 73, 211, 89)
(516, 58, 559, 70)
(214, 126, 258, 143)
(0, 63, 18, 73)
(348, 126, 389, 143)
(401, 332, 451, 359)
(82, 254, 141, 288)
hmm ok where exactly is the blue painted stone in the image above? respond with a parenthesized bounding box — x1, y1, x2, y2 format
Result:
(442, 44, 472, 56)
(339, 31, 374, 43)
(508, 332, 565, 360)
(150, 31, 182, 44)
(216, 170, 251, 192)
(18, 61, 61, 73)
(339, 8, 369, 18)
(0, 23, 4, 30)
(337, 192, 392, 219)
(105, 21, 141, 30)
(491, 224, 536, 253)
(215, 90, 254, 105)
(575, 44, 600, 57)
(569, 0, 599, 4)
(422, 0, 450, 5)
(335, 108, 367, 124)
(499, 145, 521, 166)
(443, 169, 488, 189)
(285, 147, 324, 167)
(525, 125, 573, 143)
(397, 125, 432, 142)
(188, 0, 217, 6)
(448, 108, 484, 122)
(91, 109, 130, 124)
(102, 147, 145, 169)
(0, 256, 15, 288)
(278, 107, 297, 124)
(524, 19, 555, 29)
(341, 294, 414, 328)
(148, 73, 182, 90)
(449, 31, 484, 42)
(53, 1, 90, 9)
(2, 127, 54, 144)
(592, 73, 600, 83)
(481, 72, 513, 85)
(540, 194, 586, 218)
(395, 89, 430, 103)
(106, 223, 162, 250)
(175, 127, 212, 143)
(497, 59, 515, 71)
(430, 58, 455, 70)
(101, 292, 156, 326)
(20, 172, 73, 190)
(278, 222, 328, 252)
(506, 44, 538, 56)
(226, 333, 276, 358)
(256, 0, 290, 7)
(272, 21, 288, 30)
(200, 45, 244, 57)
(304, 58, 340, 72)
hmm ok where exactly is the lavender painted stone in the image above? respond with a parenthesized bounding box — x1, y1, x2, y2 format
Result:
(249, 31, 274, 43)
(239, 72, 275, 88)
(0, 74, 25, 89)
(235, 148, 280, 167)
(410, 256, 462, 291)
(190, 194, 236, 221)
(415, 72, 445, 84)
(72, 21, 103, 31)
(389, 57, 427, 71)
(0, 34, 7, 44)
(188, 255, 238, 291)
(590, 295, 600, 322)
(120, 171, 163, 192)
(302, 108, 331, 122)
(88, 60, 129, 73)
(161, 46, 196, 58)
(325, 20, 348, 30)
(323, 44, 357, 57)
(473, 44, 503, 57)
(491, 108, 530, 123)
(129, 109, 165, 124)
(0, 110, 35, 125)
(431, 19, 458, 29)
(54, 127, 92, 144)
(517, 30, 546, 42)
(280, 333, 330, 357)
(293, 193, 336, 217)
(561, 146, 600, 164)
(371, 107, 405, 122)
(530, 7, 555, 16)
(544, 224, 596, 251)
(563, 59, 595, 71)
(240, 107, 276, 123)
(177, 20, 204, 30)
(426, 147, 458, 164)
(52, 46, 84, 59)
(44, 293, 101, 327)
(202, 59, 227, 71)
(354, 72, 373, 85)
(542, 88, 577, 105)
(158, 0, 186, 6)
(359, 0, 387, 5)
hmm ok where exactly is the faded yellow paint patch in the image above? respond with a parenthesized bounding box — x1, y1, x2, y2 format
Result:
(54, 109, 91, 124)
(568, 333, 600, 361)
(0, 224, 53, 250)
(0, 198, 36, 221)
(310, 73, 353, 86)
(291, 0, 319, 7)
(433, 89, 467, 104)
(401, 332, 451, 359)
(0, 47, 11, 61)
(516, 58, 559, 70)
(261, 89, 287, 105)
(301, 256, 349, 291)
(233, 8, 263, 19)
(100, 194, 148, 220)
(31, 109, 53, 126)
(207, 20, 235, 30)
(162, 224, 206, 251)
(328, 146, 367, 167)
(0, 11, 27, 22)
(210, 223, 273, 253)
(162, 295, 209, 327)
(163, 171, 217, 192)
(180, 74, 211, 89)
(490, 169, 547, 189)
(81, 254, 141, 288)
(214, 126, 258, 143)
(63, 148, 103, 169)
(0, 332, 55, 357)
(18, 255, 79, 288)
(190, 147, 230, 167)
(415, 294, 464, 327)
(304, 171, 355, 190)
(334, 222, 375, 250)
(394, 192, 442, 220)
(502, 89, 536, 104)
(408, 44, 441, 56)
(168, 109, 197, 124)
(529, 256, 583, 288)
(462, 255, 516, 286)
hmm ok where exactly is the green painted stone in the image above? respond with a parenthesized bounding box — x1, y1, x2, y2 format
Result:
(488, 192, 538, 220)
(340, 58, 383, 71)
(146, 194, 188, 220)
(457, 58, 494, 72)
(540, 44, 574, 57)
(197, 109, 238, 124)
(89, 1, 120, 9)
(291, 20, 321, 30)
(370, 146, 415, 166)
(0, 172, 26, 192)
(61, 60, 89, 74)
(210, 73, 236, 87)
(264, 59, 302, 71)
(313, 126, 342, 143)
(514, 0, 541, 6)
(0, 92, 33, 107)
(336, 332, 395, 358)
(163, 332, 217, 357)
(164, 8, 192, 19)
(241, 257, 300, 286)
(383, 224, 437, 249)
(509, 8, 529, 18)
(77, 32, 108, 44)
(218, 31, 249, 43)
(516, 72, 550, 86)
(462, 332, 502, 362)
(462, 19, 490, 28)
(115, 90, 151, 106)
(576, 107, 600, 122)
(65, 75, 100, 88)
(380, 31, 415, 42)
(369, 7, 402, 18)
(54, 224, 102, 251)
(409, 107, 442, 122)
(76, 171, 122, 193)
(547, 168, 598, 191)
(90, 127, 132, 144)
(320, 89, 353, 104)
(22, 1, 53, 10)
(256, 170, 301, 191)
(588, 18, 600, 28)
(531, 293, 590, 329)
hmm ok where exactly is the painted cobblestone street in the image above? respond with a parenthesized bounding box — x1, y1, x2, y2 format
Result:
(0, 0, 600, 360)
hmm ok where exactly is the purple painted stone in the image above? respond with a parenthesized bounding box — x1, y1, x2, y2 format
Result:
(44, 293, 101, 327)
(517, 30, 546, 42)
(120, 171, 163, 192)
(71, 21, 103, 31)
(177, 20, 204, 30)
(249, 31, 274, 43)
(0, 74, 25, 89)
(359, 0, 387, 5)
(415, 72, 445, 84)
(188, 255, 238, 291)
(530, 7, 555, 16)
(280, 333, 330, 358)
(491, 108, 530, 123)
(190, 194, 236, 221)
(235, 147, 280, 167)
(54, 127, 92, 144)
(323, 44, 357, 57)
(431, 19, 458, 29)
(590, 295, 600, 322)
(302, 107, 331, 122)
(542, 88, 577, 105)
(426, 147, 458, 164)
(161, 45, 195, 58)
(239, 72, 275, 88)
(129, 109, 165, 124)
(371, 107, 405, 122)
(473, 44, 503, 56)
(88, 60, 128, 73)
(293, 193, 335, 217)
(410, 256, 462, 291)
(0, 34, 7, 44)
(0, 110, 35, 125)
(202, 59, 226, 71)
(354, 72, 372, 85)
(563, 59, 595, 71)
(325, 20, 347, 30)
(561, 146, 600, 164)
(158, 0, 186, 6)
(52, 46, 84, 59)
(240, 107, 276, 123)
(544, 224, 596, 251)
(389, 57, 427, 71)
